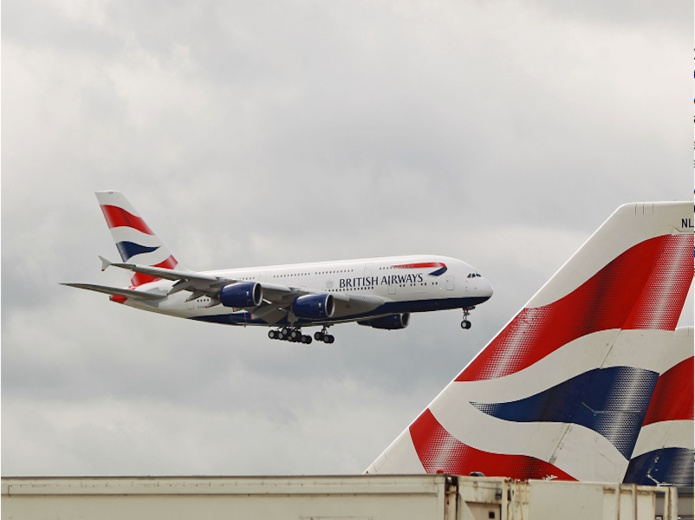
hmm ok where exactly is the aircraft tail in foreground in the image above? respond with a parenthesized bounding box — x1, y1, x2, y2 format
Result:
(366, 202, 693, 484)
(623, 326, 693, 487)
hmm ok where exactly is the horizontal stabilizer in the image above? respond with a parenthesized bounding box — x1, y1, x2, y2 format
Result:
(61, 283, 166, 301)
(99, 255, 112, 271)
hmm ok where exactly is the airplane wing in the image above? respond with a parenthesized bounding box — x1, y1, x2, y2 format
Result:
(249, 304, 289, 325)
(105, 260, 313, 305)
(105, 260, 226, 292)
(61, 283, 166, 301)
(105, 259, 386, 317)
(331, 293, 384, 316)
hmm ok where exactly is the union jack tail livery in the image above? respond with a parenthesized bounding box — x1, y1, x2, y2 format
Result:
(95, 191, 179, 287)
(366, 202, 693, 484)
(623, 326, 693, 486)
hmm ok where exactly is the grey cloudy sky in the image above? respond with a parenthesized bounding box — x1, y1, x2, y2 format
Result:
(2, 0, 692, 476)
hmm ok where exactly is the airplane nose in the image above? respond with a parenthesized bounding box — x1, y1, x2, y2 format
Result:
(479, 277, 494, 299)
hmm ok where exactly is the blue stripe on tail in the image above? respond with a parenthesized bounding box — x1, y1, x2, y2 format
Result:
(471, 367, 659, 458)
(624, 447, 694, 486)
(116, 241, 160, 261)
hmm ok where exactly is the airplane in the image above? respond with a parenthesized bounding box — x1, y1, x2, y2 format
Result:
(365, 201, 693, 485)
(623, 326, 693, 487)
(62, 191, 494, 344)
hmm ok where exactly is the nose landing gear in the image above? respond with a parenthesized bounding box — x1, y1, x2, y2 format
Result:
(461, 307, 473, 330)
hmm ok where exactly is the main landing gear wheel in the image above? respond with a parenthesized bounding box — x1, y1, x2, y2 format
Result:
(269, 328, 313, 344)
(314, 328, 335, 344)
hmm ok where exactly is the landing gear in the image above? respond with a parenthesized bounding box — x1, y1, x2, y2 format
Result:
(461, 308, 473, 330)
(314, 327, 335, 344)
(268, 326, 335, 344)
(268, 327, 313, 344)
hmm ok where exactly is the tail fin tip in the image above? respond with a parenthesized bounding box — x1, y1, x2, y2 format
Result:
(94, 191, 180, 286)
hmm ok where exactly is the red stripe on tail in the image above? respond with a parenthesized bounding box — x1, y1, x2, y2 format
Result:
(457, 234, 692, 382)
(100, 205, 154, 235)
(410, 409, 576, 480)
(642, 357, 694, 426)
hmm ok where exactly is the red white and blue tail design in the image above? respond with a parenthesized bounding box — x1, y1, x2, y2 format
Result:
(623, 327, 693, 486)
(366, 202, 693, 484)
(95, 191, 179, 287)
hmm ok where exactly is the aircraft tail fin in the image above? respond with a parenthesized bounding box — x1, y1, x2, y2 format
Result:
(623, 326, 694, 487)
(95, 191, 179, 287)
(366, 202, 693, 484)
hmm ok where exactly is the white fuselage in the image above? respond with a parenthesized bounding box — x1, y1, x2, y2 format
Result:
(121, 254, 493, 329)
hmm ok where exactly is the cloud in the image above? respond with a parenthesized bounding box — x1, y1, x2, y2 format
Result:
(2, 0, 691, 476)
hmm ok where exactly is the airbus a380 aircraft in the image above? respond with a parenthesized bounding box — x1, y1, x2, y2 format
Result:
(63, 191, 493, 344)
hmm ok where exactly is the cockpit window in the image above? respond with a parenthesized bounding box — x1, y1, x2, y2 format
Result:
(467, 273, 482, 278)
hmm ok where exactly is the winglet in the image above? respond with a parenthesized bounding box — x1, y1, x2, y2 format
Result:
(99, 256, 113, 272)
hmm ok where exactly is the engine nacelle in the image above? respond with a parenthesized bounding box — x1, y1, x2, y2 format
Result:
(292, 293, 335, 320)
(358, 313, 410, 330)
(218, 281, 263, 308)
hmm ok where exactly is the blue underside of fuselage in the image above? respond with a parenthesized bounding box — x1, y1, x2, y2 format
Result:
(190, 296, 488, 327)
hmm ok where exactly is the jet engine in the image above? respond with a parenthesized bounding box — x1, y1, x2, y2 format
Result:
(218, 281, 263, 308)
(358, 313, 410, 330)
(292, 294, 335, 320)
